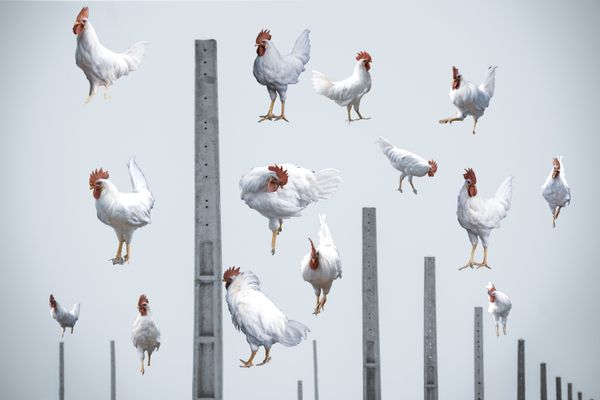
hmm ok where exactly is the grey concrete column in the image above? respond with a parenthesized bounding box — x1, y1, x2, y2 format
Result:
(110, 340, 116, 400)
(556, 377, 562, 400)
(362, 208, 381, 400)
(518, 339, 525, 400)
(59, 342, 64, 400)
(568, 383, 573, 400)
(474, 307, 484, 400)
(424, 257, 438, 400)
(298, 380, 303, 400)
(193, 39, 223, 400)
(541, 363, 548, 400)
(313, 340, 319, 400)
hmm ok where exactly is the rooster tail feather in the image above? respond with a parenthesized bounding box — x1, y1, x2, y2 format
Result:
(128, 157, 149, 192)
(495, 175, 514, 212)
(479, 65, 497, 97)
(314, 169, 342, 200)
(290, 29, 311, 66)
(318, 214, 332, 243)
(278, 320, 310, 347)
(377, 136, 395, 159)
(124, 41, 148, 71)
(71, 303, 81, 319)
(312, 71, 333, 97)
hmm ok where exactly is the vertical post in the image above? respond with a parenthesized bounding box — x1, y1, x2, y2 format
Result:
(110, 340, 116, 400)
(577, 393, 581, 400)
(568, 383, 573, 400)
(541, 363, 548, 400)
(474, 307, 484, 400)
(297, 380, 303, 400)
(424, 257, 438, 400)
(194, 39, 223, 400)
(556, 377, 562, 400)
(59, 342, 64, 400)
(518, 339, 525, 400)
(313, 340, 319, 400)
(362, 208, 381, 400)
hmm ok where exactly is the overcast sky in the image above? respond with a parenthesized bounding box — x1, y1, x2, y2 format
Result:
(1, 1, 599, 399)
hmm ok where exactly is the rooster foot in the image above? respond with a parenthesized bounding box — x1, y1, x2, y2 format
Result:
(271, 248, 276, 256)
(312, 307, 321, 316)
(458, 262, 475, 271)
(258, 113, 276, 122)
(257, 356, 272, 366)
(239, 359, 254, 368)
(412, 189, 418, 195)
(476, 263, 491, 270)
(274, 115, 289, 122)
(111, 257, 125, 265)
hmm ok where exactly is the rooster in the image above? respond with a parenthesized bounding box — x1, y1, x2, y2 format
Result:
(439, 66, 497, 134)
(312, 51, 372, 122)
(541, 156, 571, 227)
(486, 281, 512, 337)
(131, 294, 161, 375)
(377, 137, 438, 194)
(239, 164, 342, 255)
(301, 215, 342, 315)
(73, 7, 148, 103)
(89, 158, 154, 265)
(223, 267, 310, 367)
(457, 169, 513, 270)
(49, 294, 80, 338)
(253, 29, 311, 122)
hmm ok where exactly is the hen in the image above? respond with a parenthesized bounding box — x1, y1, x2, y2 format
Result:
(131, 294, 161, 375)
(377, 137, 437, 194)
(89, 158, 155, 265)
(49, 294, 80, 338)
(439, 66, 497, 134)
(223, 267, 310, 367)
(457, 169, 513, 270)
(73, 7, 148, 103)
(301, 215, 342, 315)
(240, 164, 342, 255)
(541, 156, 571, 227)
(312, 51, 372, 122)
(486, 281, 512, 337)
(253, 29, 311, 122)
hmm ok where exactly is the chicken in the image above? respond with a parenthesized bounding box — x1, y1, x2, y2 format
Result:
(253, 29, 311, 122)
(457, 169, 513, 270)
(377, 137, 438, 194)
(541, 156, 571, 227)
(312, 51, 372, 122)
(439, 66, 497, 134)
(486, 281, 512, 337)
(301, 215, 342, 315)
(240, 164, 342, 255)
(49, 294, 80, 338)
(223, 267, 310, 367)
(131, 294, 161, 375)
(73, 7, 148, 103)
(89, 158, 154, 265)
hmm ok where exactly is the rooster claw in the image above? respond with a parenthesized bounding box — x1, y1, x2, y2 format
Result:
(239, 360, 254, 368)
(476, 263, 491, 270)
(111, 257, 125, 266)
(270, 249, 276, 256)
(257, 357, 271, 366)
(458, 263, 475, 271)
(274, 115, 289, 122)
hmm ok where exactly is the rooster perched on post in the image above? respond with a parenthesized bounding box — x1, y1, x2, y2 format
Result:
(486, 281, 512, 337)
(131, 294, 161, 375)
(239, 164, 342, 255)
(253, 29, 311, 122)
(223, 267, 310, 368)
(312, 51, 373, 122)
(72, 6, 148, 103)
(89, 158, 155, 265)
(49, 294, 80, 338)
(541, 156, 571, 227)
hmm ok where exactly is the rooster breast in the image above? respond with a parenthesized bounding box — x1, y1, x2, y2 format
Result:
(132, 316, 160, 352)
(301, 245, 342, 294)
(542, 175, 571, 211)
(450, 81, 491, 120)
(488, 292, 512, 318)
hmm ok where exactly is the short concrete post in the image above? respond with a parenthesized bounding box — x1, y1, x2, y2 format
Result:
(541, 363, 548, 400)
(313, 340, 319, 400)
(297, 380, 303, 400)
(59, 342, 64, 400)
(110, 340, 116, 400)
(568, 383, 573, 400)
(556, 377, 562, 400)
(474, 307, 484, 400)
(424, 257, 438, 400)
(577, 392, 582, 400)
(518, 339, 525, 400)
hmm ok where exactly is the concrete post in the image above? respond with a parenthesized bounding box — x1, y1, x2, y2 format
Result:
(541, 363, 548, 400)
(474, 307, 484, 400)
(59, 342, 64, 400)
(424, 257, 438, 400)
(193, 39, 223, 400)
(568, 383, 573, 400)
(298, 380, 303, 400)
(518, 339, 525, 400)
(313, 340, 319, 400)
(556, 377, 562, 400)
(110, 340, 116, 400)
(577, 392, 581, 400)
(362, 208, 381, 400)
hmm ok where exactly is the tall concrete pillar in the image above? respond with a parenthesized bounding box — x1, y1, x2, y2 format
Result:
(313, 340, 319, 400)
(424, 257, 438, 400)
(556, 377, 562, 400)
(474, 307, 484, 400)
(59, 342, 64, 400)
(110, 340, 116, 400)
(541, 363, 547, 400)
(518, 339, 525, 400)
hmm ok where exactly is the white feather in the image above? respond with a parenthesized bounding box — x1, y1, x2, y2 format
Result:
(541, 156, 571, 213)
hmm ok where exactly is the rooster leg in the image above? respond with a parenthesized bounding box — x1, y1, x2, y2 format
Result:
(319, 294, 328, 312)
(408, 176, 418, 195)
(553, 206, 561, 227)
(476, 247, 491, 269)
(439, 116, 464, 124)
(274, 101, 289, 122)
(240, 351, 257, 368)
(458, 244, 477, 270)
(503, 321, 508, 335)
(140, 359, 145, 375)
(71, 327, 74, 334)
(148, 352, 152, 366)
(258, 100, 276, 122)
(495, 323, 500, 337)
(355, 110, 370, 121)
(103, 82, 111, 100)
(124, 243, 131, 264)
(278, 219, 283, 234)
(398, 175, 405, 192)
(112, 241, 125, 265)
(257, 347, 272, 366)
(313, 294, 321, 315)
(61, 327, 65, 338)
(271, 230, 278, 255)
(472, 118, 478, 134)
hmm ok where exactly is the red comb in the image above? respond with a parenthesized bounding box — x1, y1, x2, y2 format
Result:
(356, 51, 372, 63)
(89, 168, 109, 187)
(76, 6, 89, 21)
(223, 266, 241, 281)
(138, 294, 149, 307)
(463, 168, 476, 184)
(256, 29, 272, 45)
(268, 164, 289, 186)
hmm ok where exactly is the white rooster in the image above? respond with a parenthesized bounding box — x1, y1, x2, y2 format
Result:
(49, 294, 80, 338)
(377, 137, 438, 194)
(439, 66, 497, 134)
(541, 156, 571, 227)
(312, 51, 372, 122)
(223, 267, 310, 367)
(73, 7, 148, 103)
(486, 281, 512, 337)
(89, 158, 155, 265)
(457, 169, 513, 270)
(301, 215, 342, 315)
(131, 294, 161, 375)
(240, 164, 342, 255)
(253, 29, 311, 122)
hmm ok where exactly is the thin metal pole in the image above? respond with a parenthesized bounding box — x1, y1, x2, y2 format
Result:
(541, 363, 548, 400)
(474, 307, 484, 400)
(518, 339, 525, 400)
(59, 342, 64, 400)
(193, 39, 223, 400)
(424, 257, 438, 400)
(556, 377, 562, 400)
(297, 380, 303, 400)
(110, 340, 116, 400)
(313, 340, 319, 400)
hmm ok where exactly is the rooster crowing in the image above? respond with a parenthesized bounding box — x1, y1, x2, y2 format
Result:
(377, 137, 438, 194)
(439, 66, 497, 134)
(240, 164, 342, 255)
(89, 158, 154, 265)
(486, 281, 512, 337)
(541, 156, 571, 227)
(131, 294, 161, 375)
(224, 267, 310, 368)
(49, 294, 80, 338)
(312, 51, 372, 122)
(73, 7, 148, 103)
(457, 169, 513, 270)
(253, 29, 311, 122)
(301, 215, 342, 315)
